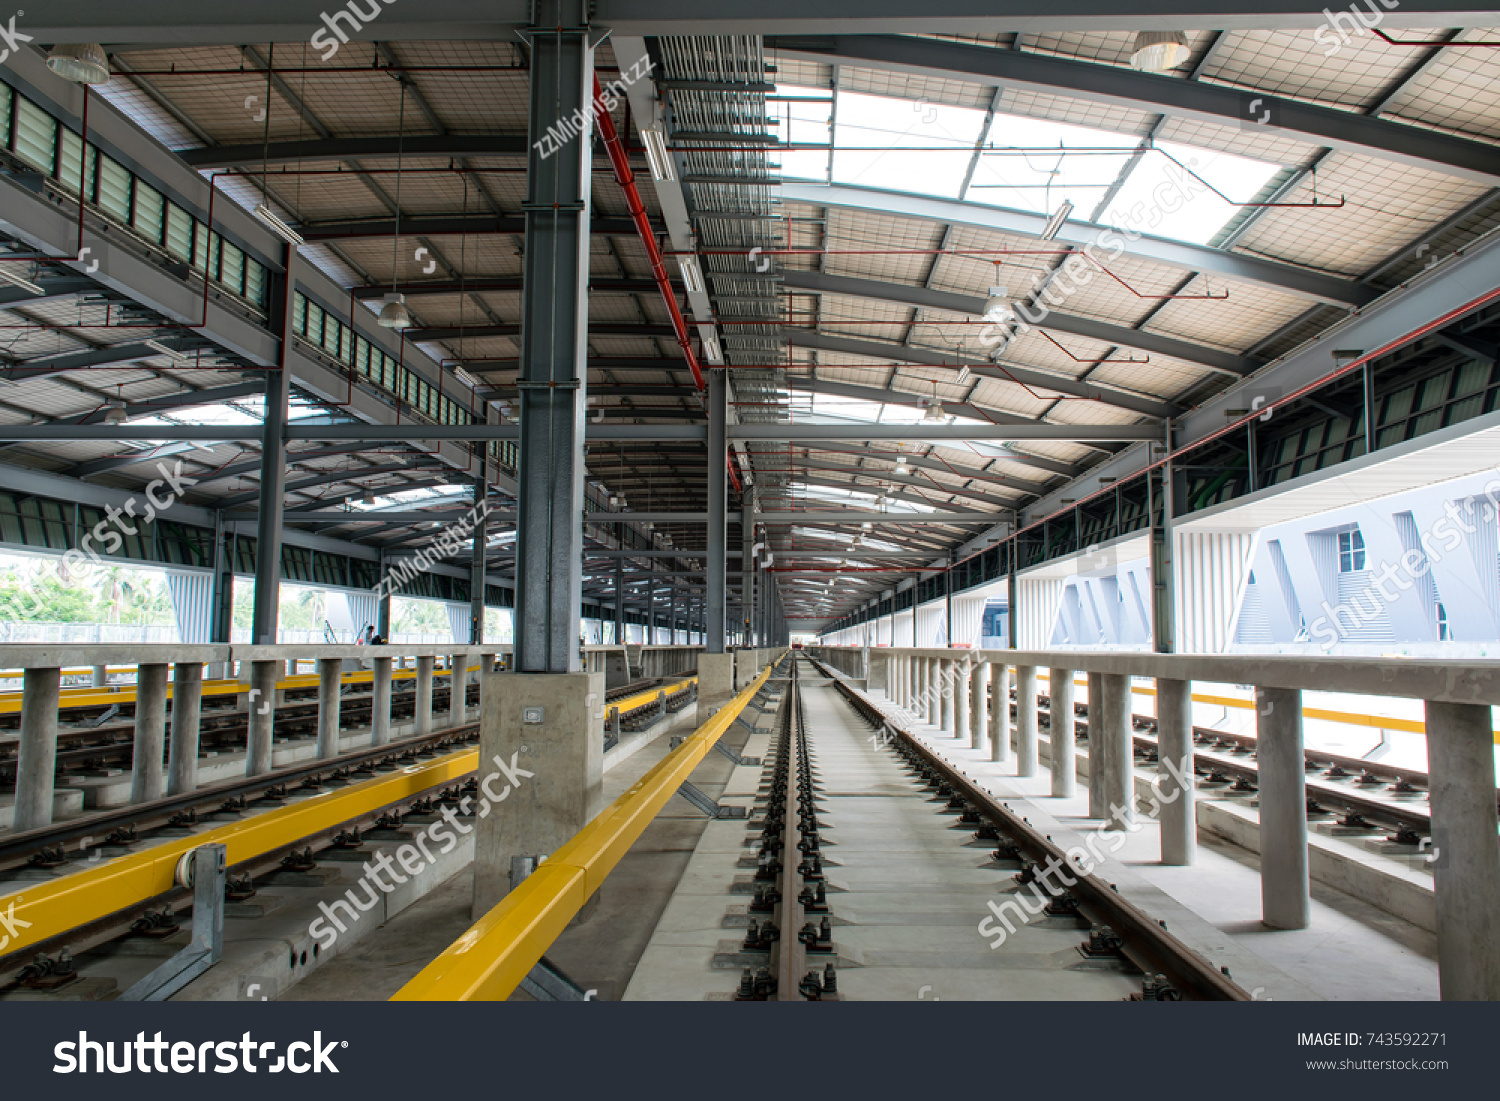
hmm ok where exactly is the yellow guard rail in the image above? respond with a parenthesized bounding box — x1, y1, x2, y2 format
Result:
(392, 655, 783, 1001)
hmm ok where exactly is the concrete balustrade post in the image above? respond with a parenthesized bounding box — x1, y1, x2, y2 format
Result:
(91, 664, 108, 688)
(970, 659, 987, 751)
(449, 653, 468, 727)
(1086, 671, 1105, 819)
(1156, 678, 1196, 865)
(372, 656, 393, 746)
(940, 660, 956, 734)
(1423, 700, 1500, 999)
(1256, 686, 1309, 930)
(14, 667, 61, 832)
(167, 661, 204, 796)
(1099, 673, 1134, 827)
(316, 657, 343, 759)
(246, 660, 278, 777)
(989, 663, 1010, 763)
(129, 663, 170, 804)
(953, 659, 970, 744)
(415, 655, 435, 736)
(1015, 665, 1038, 777)
(1049, 667, 1076, 798)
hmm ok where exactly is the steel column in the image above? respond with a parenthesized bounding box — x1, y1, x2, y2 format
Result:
(513, 0, 593, 674)
(706, 371, 728, 653)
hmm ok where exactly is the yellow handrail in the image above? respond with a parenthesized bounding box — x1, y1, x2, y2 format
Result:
(0, 748, 478, 957)
(392, 655, 783, 1001)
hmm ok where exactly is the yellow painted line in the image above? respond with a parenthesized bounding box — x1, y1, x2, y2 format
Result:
(392, 657, 782, 1001)
(0, 747, 479, 958)
(607, 676, 698, 717)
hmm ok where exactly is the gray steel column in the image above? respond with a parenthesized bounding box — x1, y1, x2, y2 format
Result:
(251, 256, 295, 646)
(1087, 671, 1105, 818)
(316, 657, 342, 759)
(741, 494, 756, 647)
(470, 450, 489, 646)
(372, 656, 393, 745)
(1015, 665, 1038, 776)
(1256, 686, 1310, 930)
(707, 371, 728, 654)
(1424, 700, 1500, 999)
(513, 0, 593, 674)
(1156, 678, 1196, 865)
(1152, 432, 1176, 653)
(1048, 666, 1075, 797)
(377, 551, 392, 640)
(1099, 673, 1134, 827)
(613, 558, 625, 645)
(167, 660, 204, 796)
(247, 660, 277, 776)
(15, 667, 60, 831)
(989, 662, 1010, 763)
(415, 655, 435, 735)
(130, 663, 169, 804)
(91, 665, 108, 688)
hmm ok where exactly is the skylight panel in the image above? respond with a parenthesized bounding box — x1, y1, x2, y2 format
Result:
(770, 83, 834, 181)
(1097, 140, 1281, 245)
(965, 112, 1138, 215)
(830, 91, 985, 199)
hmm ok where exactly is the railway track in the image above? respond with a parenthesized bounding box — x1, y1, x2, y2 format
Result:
(0, 675, 696, 989)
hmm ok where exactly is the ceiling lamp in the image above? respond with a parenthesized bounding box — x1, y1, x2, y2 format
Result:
(253, 203, 305, 248)
(102, 399, 128, 424)
(981, 285, 1010, 321)
(893, 456, 910, 476)
(1129, 31, 1189, 72)
(378, 293, 413, 330)
(1040, 199, 1074, 241)
(921, 397, 948, 424)
(47, 44, 111, 85)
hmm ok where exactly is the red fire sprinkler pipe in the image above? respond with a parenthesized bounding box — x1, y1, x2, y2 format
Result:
(592, 74, 742, 495)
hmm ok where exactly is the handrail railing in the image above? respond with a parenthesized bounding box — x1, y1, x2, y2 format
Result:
(392, 653, 785, 1001)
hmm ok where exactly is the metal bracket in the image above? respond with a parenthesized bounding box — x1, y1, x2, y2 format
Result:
(714, 741, 761, 767)
(676, 780, 747, 819)
(520, 955, 594, 1001)
(733, 715, 759, 734)
(119, 844, 225, 1002)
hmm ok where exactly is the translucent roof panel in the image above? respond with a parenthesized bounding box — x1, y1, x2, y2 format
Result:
(829, 91, 986, 199)
(966, 112, 1138, 215)
(1096, 140, 1282, 245)
(770, 84, 834, 182)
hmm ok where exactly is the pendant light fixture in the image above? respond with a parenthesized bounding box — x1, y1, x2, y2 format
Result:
(379, 84, 412, 330)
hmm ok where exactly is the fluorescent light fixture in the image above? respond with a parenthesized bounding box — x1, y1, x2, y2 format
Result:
(677, 254, 705, 296)
(955, 366, 971, 385)
(378, 293, 413, 330)
(143, 338, 190, 364)
(0, 266, 45, 296)
(47, 44, 111, 85)
(1040, 199, 1074, 241)
(981, 286, 1010, 322)
(702, 334, 722, 363)
(452, 366, 478, 388)
(642, 126, 675, 182)
(253, 203, 305, 248)
(1130, 31, 1189, 72)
